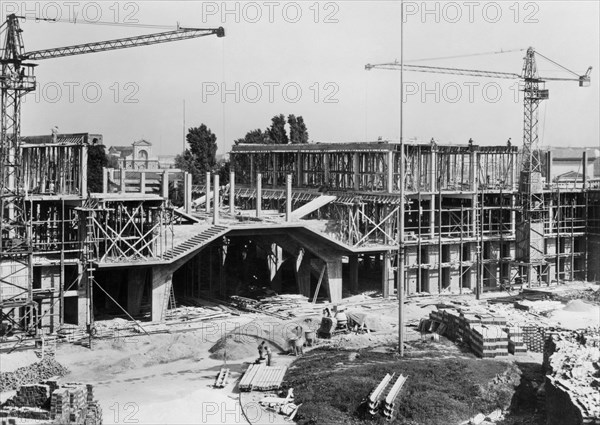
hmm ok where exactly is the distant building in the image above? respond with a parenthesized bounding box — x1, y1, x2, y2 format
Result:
(549, 147, 599, 182)
(108, 139, 176, 169)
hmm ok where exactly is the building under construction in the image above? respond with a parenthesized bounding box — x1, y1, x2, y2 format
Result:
(1, 135, 599, 340)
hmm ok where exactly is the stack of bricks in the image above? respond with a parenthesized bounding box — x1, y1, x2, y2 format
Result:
(506, 327, 527, 355)
(50, 388, 70, 422)
(5, 384, 50, 409)
(85, 400, 103, 425)
(458, 312, 481, 345)
(469, 325, 509, 358)
(522, 326, 547, 352)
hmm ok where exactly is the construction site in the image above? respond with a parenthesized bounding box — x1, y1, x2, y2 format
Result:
(1, 5, 600, 425)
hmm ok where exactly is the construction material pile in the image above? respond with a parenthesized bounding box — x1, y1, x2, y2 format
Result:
(239, 363, 287, 392)
(544, 329, 600, 424)
(367, 373, 407, 420)
(0, 379, 102, 424)
(421, 308, 532, 358)
(230, 294, 324, 319)
(0, 357, 68, 392)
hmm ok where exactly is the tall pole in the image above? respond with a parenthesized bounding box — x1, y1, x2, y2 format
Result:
(398, 0, 405, 357)
(183, 99, 186, 153)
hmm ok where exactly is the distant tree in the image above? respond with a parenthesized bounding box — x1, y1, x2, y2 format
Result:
(287, 114, 309, 144)
(87, 143, 108, 193)
(288, 114, 299, 144)
(234, 128, 270, 145)
(268, 114, 288, 144)
(176, 124, 218, 184)
(296, 115, 309, 144)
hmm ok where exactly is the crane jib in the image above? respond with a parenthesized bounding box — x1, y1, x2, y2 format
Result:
(21, 27, 225, 61)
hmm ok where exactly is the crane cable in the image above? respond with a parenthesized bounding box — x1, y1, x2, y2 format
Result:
(405, 48, 525, 63)
(19, 15, 179, 30)
(534, 51, 582, 78)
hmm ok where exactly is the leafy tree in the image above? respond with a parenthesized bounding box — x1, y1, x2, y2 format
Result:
(234, 128, 269, 145)
(268, 114, 288, 144)
(288, 114, 309, 144)
(87, 143, 108, 193)
(296, 115, 309, 144)
(176, 124, 218, 184)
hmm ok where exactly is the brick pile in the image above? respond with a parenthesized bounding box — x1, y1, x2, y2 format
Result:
(422, 307, 531, 358)
(0, 357, 68, 392)
(0, 379, 102, 425)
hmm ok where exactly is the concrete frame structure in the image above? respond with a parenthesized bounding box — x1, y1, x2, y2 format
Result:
(1, 138, 599, 342)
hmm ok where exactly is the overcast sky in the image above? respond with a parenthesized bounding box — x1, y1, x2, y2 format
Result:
(4, 0, 599, 156)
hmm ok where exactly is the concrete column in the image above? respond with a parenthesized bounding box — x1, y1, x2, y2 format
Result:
(353, 152, 360, 191)
(286, 174, 292, 222)
(120, 168, 126, 194)
(102, 167, 108, 193)
(583, 151, 588, 187)
(151, 267, 172, 322)
(325, 259, 343, 303)
(472, 194, 478, 237)
(387, 150, 394, 192)
(81, 144, 88, 196)
(229, 171, 235, 215)
(185, 173, 192, 213)
(140, 171, 146, 194)
(323, 153, 330, 185)
(430, 195, 436, 237)
(77, 265, 88, 327)
(256, 173, 262, 218)
(213, 174, 220, 225)
(349, 254, 359, 292)
(470, 151, 477, 191)
(381, 252, 394, 298)
(547, 151, 553, 183)
(127, 268, 146, 316)
(205, 172, 211, 214)
(510, 195, 516, 235)
(431, 149, 437, 192)
(161, 170, 169, 198)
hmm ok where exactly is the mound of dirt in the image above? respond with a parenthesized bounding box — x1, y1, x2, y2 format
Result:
(563, 299, 595, 312)
(209, 334, 264, 361)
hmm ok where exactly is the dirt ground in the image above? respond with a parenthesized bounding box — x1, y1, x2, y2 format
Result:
(2, 282, 598, 424)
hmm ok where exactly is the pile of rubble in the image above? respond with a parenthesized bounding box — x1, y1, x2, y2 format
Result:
(544, 329, 600, 425)
(0, 357, 68, 392)
(0, 379, 102, 424)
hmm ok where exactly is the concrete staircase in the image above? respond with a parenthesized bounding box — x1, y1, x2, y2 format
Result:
(162, 225, 229, 263)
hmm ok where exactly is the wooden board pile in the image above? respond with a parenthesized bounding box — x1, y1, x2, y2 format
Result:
(231, 294, 324, 319)
(367, 373, 407, 420)
(0, 380, 102, 425)
(239, 364, 287, 392)
(214, 368, 230, 388)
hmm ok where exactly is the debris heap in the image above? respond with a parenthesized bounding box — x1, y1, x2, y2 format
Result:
(544, 329, 600, 425)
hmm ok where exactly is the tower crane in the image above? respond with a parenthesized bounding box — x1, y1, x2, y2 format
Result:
(366, 48, 592, 287)
(0, 14, 224, 332)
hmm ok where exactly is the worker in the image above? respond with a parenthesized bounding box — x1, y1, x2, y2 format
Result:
(258, 341, 266, 360)
(265, 345, 272, 366)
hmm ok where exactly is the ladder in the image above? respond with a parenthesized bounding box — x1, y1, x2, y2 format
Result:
(162, 281, 176, 320)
